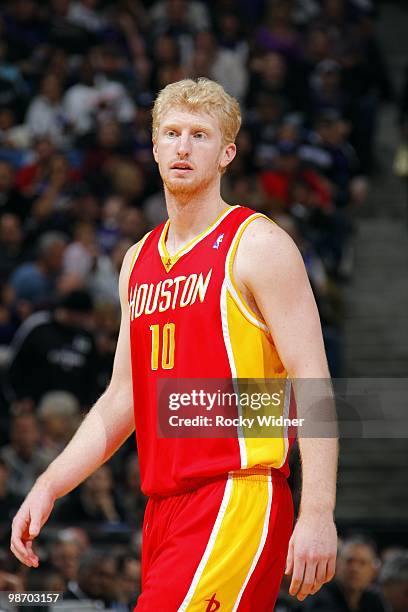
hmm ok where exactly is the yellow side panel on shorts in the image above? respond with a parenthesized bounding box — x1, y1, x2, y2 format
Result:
(184, 475, 270, 611)
(226, 289, 287, 469)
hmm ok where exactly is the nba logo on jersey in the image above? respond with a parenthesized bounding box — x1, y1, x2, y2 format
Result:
(213, 233, 224, 249)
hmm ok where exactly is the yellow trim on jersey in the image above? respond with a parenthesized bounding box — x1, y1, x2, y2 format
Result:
(226, 212, 275, 329)
(128, 231, 152, 281)
(179, 473, 273, 611)
(159, 205, 240, 272)
(225, 289, 288, 468)
(221, 211, 290, 471)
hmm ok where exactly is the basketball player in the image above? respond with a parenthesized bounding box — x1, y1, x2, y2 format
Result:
(11, 79, 337, 610)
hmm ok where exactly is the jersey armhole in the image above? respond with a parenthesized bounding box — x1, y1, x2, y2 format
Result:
(128, 231, 152, 282)
(225, 213, 274, 332)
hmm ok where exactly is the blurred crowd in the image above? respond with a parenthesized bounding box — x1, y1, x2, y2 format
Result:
(0, 0, 405, 610)
(276, 537, 408, 612)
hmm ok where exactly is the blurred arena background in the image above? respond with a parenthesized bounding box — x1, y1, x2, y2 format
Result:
(0, 0, 407, 610)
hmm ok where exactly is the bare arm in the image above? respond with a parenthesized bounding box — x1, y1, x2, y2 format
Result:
(10, 243, 138, 567)
(235, 217, 338, 601)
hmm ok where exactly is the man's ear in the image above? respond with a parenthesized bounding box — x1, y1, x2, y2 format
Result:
(219, 142, 236, 171)
(152, 139, 158, 163)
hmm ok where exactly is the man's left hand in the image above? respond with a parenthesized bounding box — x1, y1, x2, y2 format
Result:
(285, 510, 337, 601)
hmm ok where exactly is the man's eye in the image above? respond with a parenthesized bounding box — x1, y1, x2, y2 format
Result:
(194, 132, 205, 139)
(166, 131, 177, 138)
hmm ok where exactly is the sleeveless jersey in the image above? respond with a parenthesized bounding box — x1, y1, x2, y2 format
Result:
(128, 205, 294, 497)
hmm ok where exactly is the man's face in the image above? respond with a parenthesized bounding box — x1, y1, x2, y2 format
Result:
(153, 108, 235, 198)
(11, 415, 39, 457)
(120, 559, 141, 601)
(51, 541, 81, 581)
(79, 558, 117, 600)
(337, 544, 378, 592)
(0, 214, 22, 247)
(45, 241, 66, 273)
(0, 162, 13, 192)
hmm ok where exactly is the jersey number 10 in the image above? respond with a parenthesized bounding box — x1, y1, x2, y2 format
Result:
(149, 323, 175, 370)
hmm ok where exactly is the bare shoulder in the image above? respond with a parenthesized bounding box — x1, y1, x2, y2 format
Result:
(235, 216, 305, 287)
(118, 240, 144, 300)
(120, 241, 140, 277)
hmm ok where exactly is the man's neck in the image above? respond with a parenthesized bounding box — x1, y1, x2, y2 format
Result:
(343, 586, 363, 611)
(164, 183, 229, 255)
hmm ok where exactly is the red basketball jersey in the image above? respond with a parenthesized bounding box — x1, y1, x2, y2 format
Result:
(128, 205, 294, 497)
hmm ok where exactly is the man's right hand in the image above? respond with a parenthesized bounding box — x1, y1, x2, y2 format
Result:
(10, 479, 55, 567)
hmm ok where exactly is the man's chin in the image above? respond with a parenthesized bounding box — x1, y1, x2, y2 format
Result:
(165, 177, 198, 195)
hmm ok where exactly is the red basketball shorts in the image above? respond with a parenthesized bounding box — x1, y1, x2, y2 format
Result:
(135, 468, 294, 611)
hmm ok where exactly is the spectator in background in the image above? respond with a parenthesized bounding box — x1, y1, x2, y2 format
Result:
(41, 570, 66, 592)
(300, 111, 363, 208)
(37, 391, 80, 463)
(0, 413, 49, 497)
(91, 300, 120, 395)
(302, 536, 386, 611)
(120, 453, 146, 527)
(57, 526, 90, 555)
(64, 51, 135, 146)
(89, 238, 132, 307)
(150, 33, 182, 93)
(119, 207, 147, 243)
(0, 280, 19, 346)
(67, 0, 107, 35)
(109, 161, 147, 208)
(117, 552, 141, 611)
(248, 92, 286, 168)
(308, 59, 349, 120)
(0, 38, 29, 119)
(1, 0, 49, 65)
(0, 563, 24, 592)
(131, 92, 156, 174)
(27, 153, 80, 235)
(303, 26, 332, 73)
(63, 550, 124, 609)
(380, 552, 408, 612)
(215, 10, 249, 62)
(9, 231, 67, 311)
(0, 457, 23, 524)
(63, 221, 99, 280)
(25, 73, 68, 149)
(63, 57, 100, 145)
(97, 195, 124, 254)
(187, 30, 248, 101)
(14, 135, 56, 199)
(142, 189, 167, 228)
(247, 51, 302, 114)
(83, 119, 132, 197)
(55, 463, 126, 525)
(68, 186, 100, 228)
(48, 534, 82, 591)
(0, 160, 31, 222)
(150, 0, 210, 62)
(260, 140, 333, 214)
(8, 289, 98, 407)
(0, 106, 30, 149)
(0, 214, 26, 283)
(255, 0, 302, 63)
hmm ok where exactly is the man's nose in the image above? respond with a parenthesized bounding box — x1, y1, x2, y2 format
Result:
(177, 132, 192, 157)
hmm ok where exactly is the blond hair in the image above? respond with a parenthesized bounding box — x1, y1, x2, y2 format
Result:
(152, 78, 241, 145)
